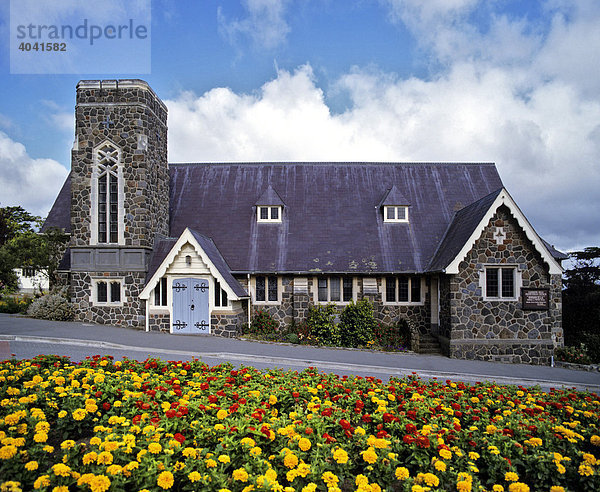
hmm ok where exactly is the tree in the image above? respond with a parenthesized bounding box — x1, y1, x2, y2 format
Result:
(562, 247, 600, 344)
(0, 206, 69, 294)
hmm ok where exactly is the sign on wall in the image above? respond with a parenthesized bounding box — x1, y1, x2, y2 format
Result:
(521, 288, 550, 310)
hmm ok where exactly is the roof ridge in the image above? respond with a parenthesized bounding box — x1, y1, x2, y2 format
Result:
(168, 161, 497, 167)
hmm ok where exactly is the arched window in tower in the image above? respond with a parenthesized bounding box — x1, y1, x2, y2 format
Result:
(91, 141, 123, 245)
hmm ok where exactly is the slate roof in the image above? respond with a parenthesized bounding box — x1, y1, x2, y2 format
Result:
(41, 173, 71, 233)
(44, 162, 564, 275)
(427, 189, 503, 272)
(168, 162, 503, 273)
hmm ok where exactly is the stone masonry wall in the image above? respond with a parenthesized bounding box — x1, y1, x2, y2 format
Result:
(448, 205, 562, 365)
(248, 276, 430, 336)
(70, 80, 169, 247)
(71, 271, 146, 327)
(149, 313, 169, 332)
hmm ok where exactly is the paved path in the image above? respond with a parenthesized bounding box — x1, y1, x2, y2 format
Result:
(1, 314, 599, 392)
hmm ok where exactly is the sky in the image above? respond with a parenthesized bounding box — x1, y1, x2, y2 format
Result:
(0, 0, 599, 254)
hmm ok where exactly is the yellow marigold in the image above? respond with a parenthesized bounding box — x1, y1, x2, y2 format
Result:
(468, 452, 480, 460)
(505, 472, 519, 482)
(83, 451, 97, 464)
(361, 447, 378, 464)
(52, 463, 71, 477)
(218, 454, 231, 464)
(61, 440, 76, 450)
(395, 467, 409, 480)
(206, 458, 217, 468)
(157, 471, 174, 490)
(72, 408, 87, 421)
(25, 461, 38, 471)
(439, 448, 452, 460)
(298, 438, 311, 452)
(488, 445, 500, 455)
(89, 474, 111, 492)
(578, 463, 594, 476)
(43, 445, 54, 453)
(492, 486, 504, 492)
(507, 483, 530, 492)
(1, 481, 22, 492)
(217, 409, 228, 420)
(250, 446, 262, 456)
(33, 476, 50, 490)
(284, 452, 299, 468)
(591, 435, 600, 446)
(182, 447, 197, 458)
(269, 395, 278, 404)
(301, 484, 317, 492)
(583, 453, 597, 465)
(418, 473, 439, 487)
(35, 421, 50, 433)
(434, 460, 446, 472)
(90, 436, 102, 446)
(333, 447, 348, 464)
(457, 479, 472, 491)
(188, 471, 201, 482)
(148, 442, 162, 454)
(106, 465, 122, 476)
(233, 468, 249, 482)
(97, 451, 113, 465)
(322, 471, 339, 487)
(33, 432, 48, 443)
(0, 446, 17, 460)
(550, 487, 565, 492)
(241, 437, 256, 447)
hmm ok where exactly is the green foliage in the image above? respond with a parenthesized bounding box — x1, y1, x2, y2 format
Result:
(0, 294, 34, 314)
(338, 299, 377, 348)
(373, 319, 410, 351)
(563, 247, 600, 343)
(304, 303, 340, 345)
(246, 310, 279, 336)
(555, 344, 592, 365)
(27, 293, 74, 321)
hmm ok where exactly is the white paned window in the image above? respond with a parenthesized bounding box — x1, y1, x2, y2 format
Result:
(483, 266, 518, 300)
(384, 206, 408, 223)
(92, 142, 123, 245)
(153, 277, 168, 307)
(384, 276, 423, 304)
(315, 277, 354, 303)
(257, 206, 282, 222)
(92, 278, 124, 306)
(254, 276, 279, 304)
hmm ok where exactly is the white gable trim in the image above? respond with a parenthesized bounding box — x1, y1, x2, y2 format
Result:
(445, 188, 563, 275)
(139, 228, 244, 301)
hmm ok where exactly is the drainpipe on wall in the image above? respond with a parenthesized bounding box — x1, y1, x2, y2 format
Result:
(247, 274, 252, 329)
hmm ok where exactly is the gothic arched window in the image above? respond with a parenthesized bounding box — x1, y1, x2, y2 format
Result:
(91, 141, 123, 245)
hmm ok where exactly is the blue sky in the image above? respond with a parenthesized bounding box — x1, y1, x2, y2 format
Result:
(0, 0, 599, 253)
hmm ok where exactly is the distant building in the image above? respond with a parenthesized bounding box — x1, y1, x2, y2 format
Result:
(42, 79, 566, 364)
(14, 267, 48, 294)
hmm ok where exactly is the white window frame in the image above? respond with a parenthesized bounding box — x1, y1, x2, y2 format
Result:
(382, 276, 424, 305)
(151, 277, 169, 308)
(257, 206, 283, 223)
(481, 265, 520, 301)
(213, 278, 232, 311)
(313, 276, 356, 304)
(90, 141, 125, 245)
(252, 275, 282, 305)
(384, 206, 409, 223)
(91, 278, 124, 307)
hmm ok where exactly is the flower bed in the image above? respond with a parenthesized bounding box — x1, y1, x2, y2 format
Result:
(1, 355, 599, 492)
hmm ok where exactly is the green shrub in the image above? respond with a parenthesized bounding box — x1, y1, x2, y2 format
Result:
(27, 293, 74, 321)
(304, 304, 340, 345)
(373, 319, 410, 351)
(581, 333, 600, 364)
(246, 310, 279, 336)
(338, 299, 377, 348)
(0, 294, 34, 314)
(555, 344, 591, 365)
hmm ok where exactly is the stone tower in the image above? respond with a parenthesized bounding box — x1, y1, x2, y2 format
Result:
(69, 79, 168, 326)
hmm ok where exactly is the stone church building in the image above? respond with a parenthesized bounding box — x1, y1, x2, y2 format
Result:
(43, 79, 566, 364)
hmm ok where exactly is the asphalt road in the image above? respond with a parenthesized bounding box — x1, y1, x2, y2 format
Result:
(1, 313, 600, 392)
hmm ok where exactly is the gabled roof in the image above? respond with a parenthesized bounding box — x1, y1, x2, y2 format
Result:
(255, 185, 285, 207)
(168, 162, 504, 273)
(378, 185, 411, 208)
(429, 188, 563, 274)
(140, 228, 248, 300)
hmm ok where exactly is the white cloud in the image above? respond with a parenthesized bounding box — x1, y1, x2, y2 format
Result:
(218, 0, 291, 50)
(0, 131, 68, 218)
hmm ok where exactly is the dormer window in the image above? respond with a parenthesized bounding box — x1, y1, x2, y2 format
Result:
(257, 206, 282, 222)
(384, 206, 409, 223)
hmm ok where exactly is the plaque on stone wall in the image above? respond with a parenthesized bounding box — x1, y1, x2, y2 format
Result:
(522, 288, 549, 310)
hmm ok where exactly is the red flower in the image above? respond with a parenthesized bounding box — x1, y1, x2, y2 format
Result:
(323, 432, 337, 444)
(102, 402, 111, 411)
(174, 433, 185, 443)
(339, 419, 352, 430)
(403, 434, 415, 444)
(321, 408, 332, 417)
